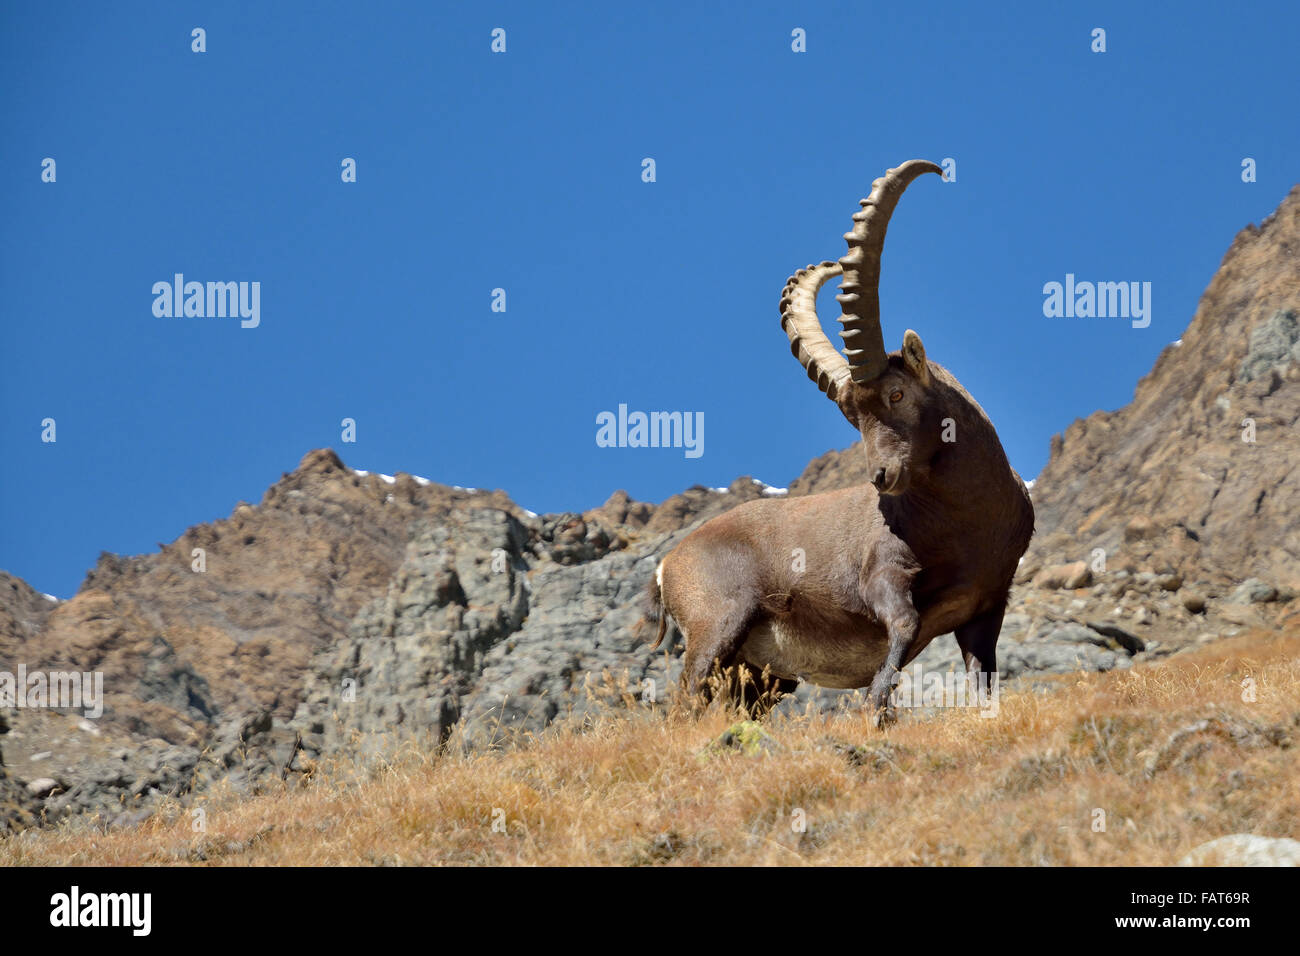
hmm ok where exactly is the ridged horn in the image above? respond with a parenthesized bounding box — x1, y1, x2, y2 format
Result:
(835, 160, 942, 383)
(780, 260, 851, 401)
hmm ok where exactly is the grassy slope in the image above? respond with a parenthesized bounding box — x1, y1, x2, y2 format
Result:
(3, 628, 1297, 866)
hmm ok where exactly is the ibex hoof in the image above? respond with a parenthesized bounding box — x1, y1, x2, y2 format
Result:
(869, 701, 897, 730)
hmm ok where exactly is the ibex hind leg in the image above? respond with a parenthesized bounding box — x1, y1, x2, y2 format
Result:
(954, 603, 1003, 679)
(678, 599, 763, 711)
(695, 662, 795, 719)
(736, 668, 799, 719)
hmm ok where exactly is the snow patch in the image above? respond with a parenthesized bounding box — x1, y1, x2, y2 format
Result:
(713, 479, 788, 496)
(353, 466, 432, 486)
(42, 593, 61, 603)
(1171, 339, 1183, 347)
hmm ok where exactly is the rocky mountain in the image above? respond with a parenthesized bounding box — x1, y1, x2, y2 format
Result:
(1, 187, 1297, 833)
(1027, 189, 1300, 592)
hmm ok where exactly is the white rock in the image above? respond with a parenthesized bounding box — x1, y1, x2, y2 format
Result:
(26, 777, 58, 797)
(1180, 835, 1300, 866)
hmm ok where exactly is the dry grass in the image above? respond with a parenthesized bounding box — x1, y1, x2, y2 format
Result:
(3, 629, 1297, 866)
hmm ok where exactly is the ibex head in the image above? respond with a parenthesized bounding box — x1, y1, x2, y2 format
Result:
(779, 160, 943, 496)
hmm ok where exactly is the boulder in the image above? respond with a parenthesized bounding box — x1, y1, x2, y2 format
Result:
(1180, 834, 1300, 867)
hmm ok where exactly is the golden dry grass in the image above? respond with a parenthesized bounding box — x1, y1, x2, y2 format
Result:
(3, 629, 1297, 866)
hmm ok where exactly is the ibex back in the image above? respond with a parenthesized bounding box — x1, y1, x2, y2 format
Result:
(646, 160, 1034, 723)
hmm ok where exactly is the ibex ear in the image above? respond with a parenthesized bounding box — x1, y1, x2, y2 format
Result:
(901, 329, 930, 385)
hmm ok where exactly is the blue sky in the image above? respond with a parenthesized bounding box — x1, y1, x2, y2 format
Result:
(3, 1, 1298, 598)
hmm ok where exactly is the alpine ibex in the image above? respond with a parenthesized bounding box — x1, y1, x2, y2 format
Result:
(646, 160, 1034, 723)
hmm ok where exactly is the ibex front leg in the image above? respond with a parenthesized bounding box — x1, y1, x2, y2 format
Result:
(861, 552, 920, 729)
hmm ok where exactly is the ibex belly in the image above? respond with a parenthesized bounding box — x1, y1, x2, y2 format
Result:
(735, 589, 981, 690)
(737, 617, 889, 690)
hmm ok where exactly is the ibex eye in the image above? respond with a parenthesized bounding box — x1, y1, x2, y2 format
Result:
(889, 390, 904, 403)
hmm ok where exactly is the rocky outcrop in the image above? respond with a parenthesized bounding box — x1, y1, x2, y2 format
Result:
(292, 510, 535, 759)
(290, 505, 695, 760)
(1027, 188, 1300, 594)
(8, 449, 535, 745)
(0, 571, 54, 666)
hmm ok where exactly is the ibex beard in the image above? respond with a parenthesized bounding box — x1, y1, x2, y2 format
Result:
(644, 160, 1034, 726)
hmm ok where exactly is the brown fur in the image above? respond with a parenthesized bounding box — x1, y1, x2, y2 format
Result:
(653, 352, 1034, 722)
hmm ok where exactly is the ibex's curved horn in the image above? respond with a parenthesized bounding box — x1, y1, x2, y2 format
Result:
(836, 160, 942, 383)
(780, 260, 851, 400)
(780, 161, 941, 398)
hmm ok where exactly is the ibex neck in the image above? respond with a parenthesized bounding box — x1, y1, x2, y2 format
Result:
(879, 447, 1024, 550)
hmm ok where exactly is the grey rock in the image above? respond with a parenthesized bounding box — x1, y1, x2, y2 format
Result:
(456, 533, 684, 747)
(290, 508, 682, 756)
(1238, 309, 1298, 383)
(909, 635, 965, 672)
(1000, 613, 1031, 637)
(1037, 622, 1105, 646)
(110, 809, 154, 829)
(1000, 641, 1118, 678)
(778, 684, 865, 717)
(1229, 579, 1277, 604)
(1084, 621, 1146, 654)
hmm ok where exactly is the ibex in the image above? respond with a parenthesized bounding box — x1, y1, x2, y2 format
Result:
(646, 160, 1034, 723)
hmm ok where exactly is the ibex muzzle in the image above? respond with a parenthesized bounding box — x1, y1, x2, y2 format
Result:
(646, 161, 1034, 723)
